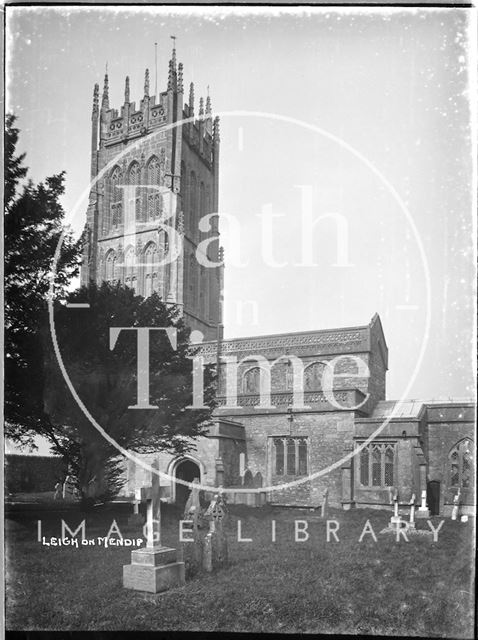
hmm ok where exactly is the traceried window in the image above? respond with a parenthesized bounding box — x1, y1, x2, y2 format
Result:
(109, 166, 122, 230)
(147, 193, 162, 220)
(126, 162, 141, 222)
(147, 156, 160, 186)
(449, 439, 474, 490)
(143, 243, 158, 298)
(124, 246, 136, 290)
(272, 437, 308, 477)
(304, 362, 324, 391)
(105, 250, 117, 284)
(242, 367, 260, 394)
(127, 161, 141, 185)
(359, 442, 395, 487)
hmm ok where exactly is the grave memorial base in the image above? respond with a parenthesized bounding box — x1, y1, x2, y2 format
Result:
(416, 509, 430, 519)
(123, 546, 185, 593)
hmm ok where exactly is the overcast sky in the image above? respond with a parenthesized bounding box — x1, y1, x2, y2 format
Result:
(6, 6, 476, 436)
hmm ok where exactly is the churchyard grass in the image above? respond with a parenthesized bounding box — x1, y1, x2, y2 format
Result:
(5, 502, 475, 636)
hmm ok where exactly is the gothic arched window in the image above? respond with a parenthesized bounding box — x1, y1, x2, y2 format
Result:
(105, 249, 117, 283)
(124, 246, 136, 290)
(126, 162, 141, 222)
(143, 242, 158, 298)
(449, 439, 474, 490)
(147, 156, 160, 186)
(304, 362, 324, 392)
(109, 166, 122, 230)
(127, 161, 141, 185)
(147, 192, 163, 220)
(242, 367, 260, 394)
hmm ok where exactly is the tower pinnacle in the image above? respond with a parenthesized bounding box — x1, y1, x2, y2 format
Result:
(189, 82, 195, 115)
(92, 83, 99, 117)
(144, 68, 150, 96)
(124, 76, 130, 103)
(101, 73, 109, 111)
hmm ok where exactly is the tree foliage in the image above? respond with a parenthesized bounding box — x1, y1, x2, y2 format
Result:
(4, 114, 82, 448)
(43, 283, 216, 502)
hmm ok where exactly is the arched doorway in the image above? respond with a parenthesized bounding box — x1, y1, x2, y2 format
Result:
(174, 459, 201, 507)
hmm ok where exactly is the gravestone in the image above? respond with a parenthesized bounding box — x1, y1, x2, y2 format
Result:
(180, 478, 206, 577)
(390, 488, 401, 526)
(183, 478, 205, 528)
(408, 493, 416, 529)
(451, 489, 461, 521)
(53, 482, 62, 501)
(62, 474, 76, 500)
(416, 489, 430, 519)
(123, 460, 185, 593)
(203, 495, 228, 572)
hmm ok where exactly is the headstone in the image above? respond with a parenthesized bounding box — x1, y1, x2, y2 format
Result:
(390, 488, 401, 526)
(53, 482, 62, 501)
(123, 460, 185, 593)
(408, 494, 416, 529)
(203, 494, 228, 572)
(451, 489, 461, 521)
(180, 482, 204, 578)
(416, 489, 430, 518)
(62, 474, 76, 500)
(460, 515, 468, 523)
(321, 488, 329, 519)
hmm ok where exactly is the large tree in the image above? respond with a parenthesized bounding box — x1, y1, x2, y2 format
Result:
(4, 114, 82, 449)
(44, 283, 216, 504)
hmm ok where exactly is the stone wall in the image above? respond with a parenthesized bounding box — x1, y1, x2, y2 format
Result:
(228, 410, 355, 507)
(5, 455, 66, 494)
(425, 403, 475, 512)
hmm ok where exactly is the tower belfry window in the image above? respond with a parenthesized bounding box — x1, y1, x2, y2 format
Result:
(109, 166, 122, 231)
(143, 243, 159, 298)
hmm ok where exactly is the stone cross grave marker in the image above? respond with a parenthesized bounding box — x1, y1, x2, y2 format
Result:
(123, 459, 185, 593)
(416, 489, 430, 518)
(390, 488, 401, 526)
(203, 494, 228, 572)
(139, 459, 161, 548)
(183, 477, 202, 529)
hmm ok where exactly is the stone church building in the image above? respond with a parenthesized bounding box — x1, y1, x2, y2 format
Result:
(81, 48, 475, 517)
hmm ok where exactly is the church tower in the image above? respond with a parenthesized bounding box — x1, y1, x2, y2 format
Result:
(80, 44, 223, 340)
